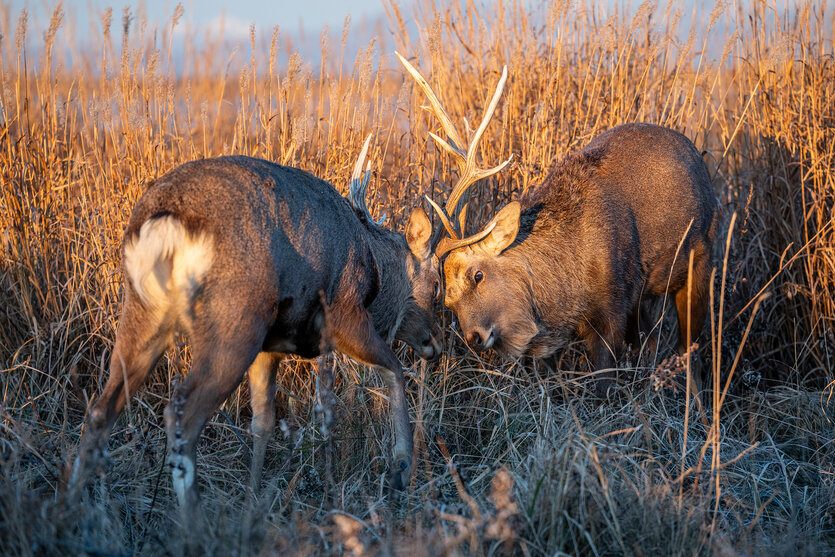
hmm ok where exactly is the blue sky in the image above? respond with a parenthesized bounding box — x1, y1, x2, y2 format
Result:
(12, 0, 388, 39)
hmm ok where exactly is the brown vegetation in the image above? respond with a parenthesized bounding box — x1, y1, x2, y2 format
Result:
(0, 0, 833, 554)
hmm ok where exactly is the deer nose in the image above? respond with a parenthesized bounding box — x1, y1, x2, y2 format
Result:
(466, 330, 483, 350)
(466, 326, 495, 351)
(421, 335, 442, 361)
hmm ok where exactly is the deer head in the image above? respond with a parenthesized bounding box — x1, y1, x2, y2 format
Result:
(349, 133, 443, 360)
(397, 54, 533, 355)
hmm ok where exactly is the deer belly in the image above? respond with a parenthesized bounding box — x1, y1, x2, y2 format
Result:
(261, 301, 325, 358)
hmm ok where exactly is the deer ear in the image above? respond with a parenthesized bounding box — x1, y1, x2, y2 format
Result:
(479, 202, 521, 255)
(406, 206, 433, 260)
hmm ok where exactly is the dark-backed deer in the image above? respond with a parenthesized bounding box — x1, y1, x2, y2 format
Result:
(398, 53, 717, 392)
(71, 137, 443, 520)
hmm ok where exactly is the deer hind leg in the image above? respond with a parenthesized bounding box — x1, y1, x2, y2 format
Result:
(625, 305, 642, 351)
(674, 249, 711, 391)
(247, 352, 282, 495)
(329, 304, 412, 491)
(72, 290, 174, 485)
(164, 309, 266, 526)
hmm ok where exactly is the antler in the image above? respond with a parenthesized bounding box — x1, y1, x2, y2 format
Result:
(396, 52, 512, 257)
(349, 134, 385, 225)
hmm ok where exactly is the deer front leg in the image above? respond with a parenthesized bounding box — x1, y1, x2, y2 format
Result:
(583, 316, 624, 398)
(329, 304, 412, 490)
(377, 367, 412, 490)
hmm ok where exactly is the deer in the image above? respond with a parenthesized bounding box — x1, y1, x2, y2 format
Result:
(397, 52, 718, 394)
(70, 136, 444, 525)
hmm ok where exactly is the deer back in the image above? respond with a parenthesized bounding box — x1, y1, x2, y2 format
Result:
(577, 123, 717, 291)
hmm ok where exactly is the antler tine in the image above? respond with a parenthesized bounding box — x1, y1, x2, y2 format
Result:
(468, 66, 507, 163)
(457, 203, 468, 235)
(351, 133, 372, 182)
(349, 134, 374, 221)
(424, 195, 459, 239)
(395, 51, 465, 155)
(444, 66, 513, 217)
(435, 221, 497, 258)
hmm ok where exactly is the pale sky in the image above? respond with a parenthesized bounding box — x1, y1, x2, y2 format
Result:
(11, 0, 387, 39)
(5, 0, 829, 68)
(5, 0, 395, 69)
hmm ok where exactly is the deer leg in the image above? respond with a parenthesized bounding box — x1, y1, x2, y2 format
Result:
(329, 304, 412, 490)
(641, 302, 661, 355)
(583, 316, 624, 398)
(625, 305, 642, 351)
(674, 251, 710, 392)
(164, 321, 265, 528)
(626, 301, 661, 361)
(247, 352, 281, 495)
(586, 334, 616, 397)
(72, 290, 173, 485)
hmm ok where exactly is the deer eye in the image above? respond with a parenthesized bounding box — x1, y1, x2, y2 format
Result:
(473, 270, 484, 285)
(433, 280, 441, 301)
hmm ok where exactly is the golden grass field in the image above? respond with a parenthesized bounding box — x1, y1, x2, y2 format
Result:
(1, 0, 833, 554)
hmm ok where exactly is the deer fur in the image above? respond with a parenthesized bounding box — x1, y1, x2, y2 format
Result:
(441, 123, 718, 390)
(72, 155, 442, 525)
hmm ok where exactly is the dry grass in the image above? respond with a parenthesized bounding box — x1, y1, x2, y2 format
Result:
(1, 0, 834, 554)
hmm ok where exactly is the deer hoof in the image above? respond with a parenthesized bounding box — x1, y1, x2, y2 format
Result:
(388, 456, 411, 491)
(594, 377, 617, 399)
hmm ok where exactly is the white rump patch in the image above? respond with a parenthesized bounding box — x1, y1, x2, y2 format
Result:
(124, 215, 214, 311)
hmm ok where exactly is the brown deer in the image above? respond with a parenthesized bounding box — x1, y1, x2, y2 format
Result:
(398, 53, 717, 392)
(71, 136, 443, 521)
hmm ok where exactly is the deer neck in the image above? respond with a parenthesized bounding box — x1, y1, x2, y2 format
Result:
(365, 227, 410, 344)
